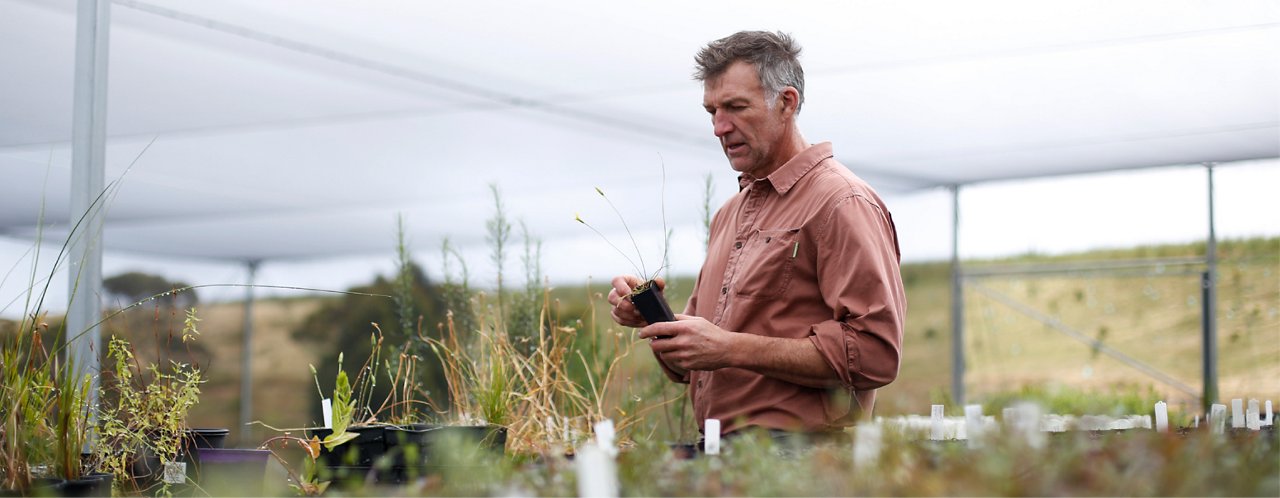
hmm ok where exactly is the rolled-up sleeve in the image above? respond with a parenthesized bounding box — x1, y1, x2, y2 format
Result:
(807, 193, 906, 392)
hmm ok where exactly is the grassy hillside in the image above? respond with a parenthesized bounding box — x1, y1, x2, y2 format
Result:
(22, 237, 1271, 445)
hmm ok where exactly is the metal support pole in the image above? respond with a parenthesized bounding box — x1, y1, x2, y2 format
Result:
(67, 0, 111, 447)
(1202, 163, 1219, 411)
(949, 185, 965, 406)
(239, 260, 260, 447)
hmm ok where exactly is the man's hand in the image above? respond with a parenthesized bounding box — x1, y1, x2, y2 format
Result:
(641, 314, 842, 389)
(638, 314, 736, 372)
(607, 275, 666, 328)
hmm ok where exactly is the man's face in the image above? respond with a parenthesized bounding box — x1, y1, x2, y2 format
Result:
(702, 61, 789, 177)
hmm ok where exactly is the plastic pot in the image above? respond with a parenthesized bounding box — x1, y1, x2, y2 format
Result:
(630, 280, 675, 325)
(306, 424, 390, 467)
(188, 448, 271, 496)
(56, 472, 113, 498)
(184, 428, 231, 450)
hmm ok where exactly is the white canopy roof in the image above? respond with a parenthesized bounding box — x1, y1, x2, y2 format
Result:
(1, 0, 1277, 263)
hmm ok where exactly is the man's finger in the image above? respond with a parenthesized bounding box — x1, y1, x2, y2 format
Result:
(638, 322, 677, 340)
(611, 275, 640, 298)
(648, 338, 678, 353)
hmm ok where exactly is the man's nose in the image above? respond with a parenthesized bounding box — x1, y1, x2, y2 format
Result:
(712, 111, 733, 138)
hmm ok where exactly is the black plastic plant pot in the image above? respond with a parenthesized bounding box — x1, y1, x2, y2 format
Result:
(57, 472, 113, 498)
(307, 425, 389, 467)
(185, 428, 231, 449)
(631, 280, 675, 324)
(386, 424, 434, 469)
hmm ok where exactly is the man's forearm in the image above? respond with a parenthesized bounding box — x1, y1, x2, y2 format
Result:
(729, 333, 840, 389)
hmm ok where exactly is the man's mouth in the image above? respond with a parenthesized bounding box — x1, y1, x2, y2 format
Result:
(726, 142, 747, 155)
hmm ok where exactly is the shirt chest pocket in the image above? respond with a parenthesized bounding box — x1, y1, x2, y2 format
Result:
(733, 228, 801, 300)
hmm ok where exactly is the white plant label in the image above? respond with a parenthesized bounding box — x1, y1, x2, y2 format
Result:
(704, 419, 721, 455)
(322, 398, 333, 428)
(1265, 401, 1274, 427)
(163, 461, 187, 484)
(1011, 402, 1045, 449)
(575, 445, 617, 498)
(593, 419, 616, 457)
(1231, 399, 1244, 428)
(1210, 403, 1227, 434)
(930, 405, 945, 441)
(853, 423, 882, 468)
(965, 404, 984, 448)
(1154, 401, 1169, 433)
(1246, 399, 1260, 431)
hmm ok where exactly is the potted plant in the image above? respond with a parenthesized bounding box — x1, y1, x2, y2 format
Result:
(304, 349, 394, 489)
(421, 308, 513, 452)
(575, 185, 675, 325)
(51, 354, 114, 497)
(0, 320, 57, 495)
(94, 312, 206, 496)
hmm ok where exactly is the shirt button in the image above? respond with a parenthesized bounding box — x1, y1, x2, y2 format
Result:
(721, 286, 727, 295)
(734, 241, 743, 249)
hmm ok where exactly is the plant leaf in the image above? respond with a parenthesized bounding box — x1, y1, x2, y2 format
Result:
(322, 431, 358, 451)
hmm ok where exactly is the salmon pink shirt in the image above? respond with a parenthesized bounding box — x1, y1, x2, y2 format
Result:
(661, 142, 906, 435)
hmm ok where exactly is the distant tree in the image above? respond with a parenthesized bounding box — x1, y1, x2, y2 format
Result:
(102, 271, 197, 309)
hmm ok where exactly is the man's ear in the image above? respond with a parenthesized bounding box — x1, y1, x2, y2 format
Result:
(779, 86, 800, 117)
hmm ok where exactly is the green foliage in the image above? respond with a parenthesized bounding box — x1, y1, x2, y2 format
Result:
(487, 183, 513, 315)
(53, 359, 92, 481)
(321, 358, 358, 450)
(978, 383, 1163, 417)
(439, 237, 476, 338)
(508, 220, 544, 354)
(393, 215, 417, 340)
(95, 330, 205, 495)
(0, 321, 57, 490)
(325, 427, 1278, 496)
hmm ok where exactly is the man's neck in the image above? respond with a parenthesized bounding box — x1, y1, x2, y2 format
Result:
(755, 130, 809, 179)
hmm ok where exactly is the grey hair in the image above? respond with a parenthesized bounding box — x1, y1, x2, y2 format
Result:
(693, 31, 805, 113)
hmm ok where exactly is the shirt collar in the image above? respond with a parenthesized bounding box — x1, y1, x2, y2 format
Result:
(736, 142, 834, 195)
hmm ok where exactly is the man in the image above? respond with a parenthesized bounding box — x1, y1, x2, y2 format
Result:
(608, 31, 906, 437)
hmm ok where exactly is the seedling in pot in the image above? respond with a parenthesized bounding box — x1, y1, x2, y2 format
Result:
(576, 176, 676, 325)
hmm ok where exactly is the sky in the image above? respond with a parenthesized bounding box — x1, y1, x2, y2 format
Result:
(1, 1, 1276, 319)
(2, 158, 1276, 319)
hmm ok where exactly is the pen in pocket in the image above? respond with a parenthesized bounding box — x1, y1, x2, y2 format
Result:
(791, 241, 799, 258)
